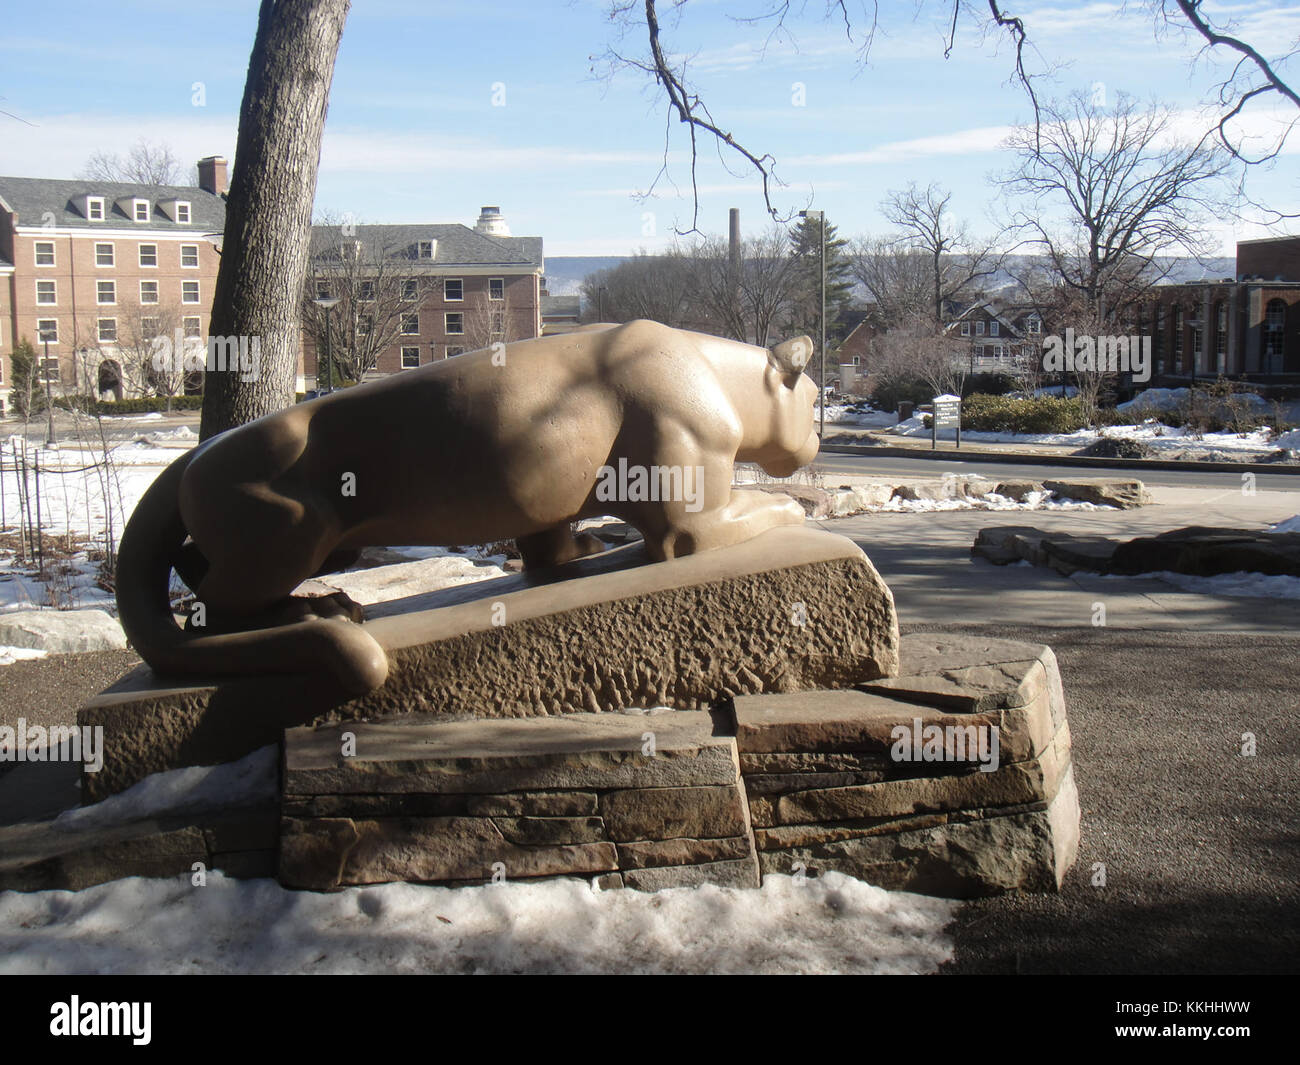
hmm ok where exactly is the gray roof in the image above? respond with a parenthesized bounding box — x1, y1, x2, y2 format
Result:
(542, 294, 580, 317)
(0, 175, 226, 231)
(312, 223, 542, 270)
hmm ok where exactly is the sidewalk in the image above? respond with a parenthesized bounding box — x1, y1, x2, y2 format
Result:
(822, 486, 1300, 634)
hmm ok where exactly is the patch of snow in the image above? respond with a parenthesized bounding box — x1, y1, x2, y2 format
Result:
(866, 492, 1105, 514)
(0, 645, 47, 666)
(1100, 570, 1300, 599)
(1118, 387, 1267, 414)
(1275, 429, 1300, 450)
(0, 870, 957, 975)
(1268, 515, 1300, 534)
(53, 746, 278, 832)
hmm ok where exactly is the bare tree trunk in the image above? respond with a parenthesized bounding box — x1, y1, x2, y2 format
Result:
(200, 0, 350, 440)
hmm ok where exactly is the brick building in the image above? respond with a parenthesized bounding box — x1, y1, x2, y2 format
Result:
(303, 207, 543, 386)
(1138, 236, 1300, 385)
(0, 157, 227, 411)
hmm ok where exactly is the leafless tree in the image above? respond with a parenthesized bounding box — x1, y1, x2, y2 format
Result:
(874, 314, 969, 400)
(881, 183, 1007, 325)
(200, 0, 350, 439)
(303, 224, 420, 383)
(458, 289, 525, 354)
(847, 238, 935, 330)
(94, 301, 201, 408)
(1000, 91, 1233, 327)
(580, 250, 696, 327)
(81, 139, 191, 186)
(686, 227, 804, 346)
(597, 1, 1294, 228)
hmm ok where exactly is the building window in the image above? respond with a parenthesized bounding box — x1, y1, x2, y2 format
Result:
(989, 321, 1000, 337)
(1265, 299, 1286, 362)
(97, 280, 116, 305)
(182, 281, 200, 303)
(36, 280, 56, 305)
(140, 281, 159, 304)
(401, 346, 421, 369)
(418, 240, 434, 259)
(401, 279, 418, 301)
(175, 202, 191, 223)
(316, 281, 332, 300)
(133, 200, 150, 222)
(34, 241, 55, 266)
(358, 280, 376, 302)
(975, 321, 985, 335)
(1026, 316, 1042, 335)
(98, 318, 117, 343)
(183, 317, 202, 338)
(139, 244, 158, 268)
(491, 309, 505, 335)
(445, 312, 464, 334)
(489, 278, 505, 301)
(400, 313, 419, 335)
(95, 243, 115, 267)
(87, 198, 105, 221)
(446, 346, 466, 358)
(1215, 301, 1227, 357)
(960, 322, 970, 337)
(1172, 306, 1183, 358)
(141, 317, 160, 337)
(1192, 326, 1203, 367)
(444, 278, 463, 301)
(36, 319, 58, 344)
(356, 315, 373, 336)
(181, 244, 199, 268)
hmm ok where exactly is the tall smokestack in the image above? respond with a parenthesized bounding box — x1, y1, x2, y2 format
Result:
(729, 208, 741, 269)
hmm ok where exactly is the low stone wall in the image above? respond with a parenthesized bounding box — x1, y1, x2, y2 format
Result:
(278, 634, 1080, 898)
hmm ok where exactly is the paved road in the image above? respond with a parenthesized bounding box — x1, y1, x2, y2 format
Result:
(815, 450, 1300, 492)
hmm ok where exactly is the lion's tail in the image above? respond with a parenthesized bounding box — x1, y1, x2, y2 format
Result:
(114, 450, 389, 695)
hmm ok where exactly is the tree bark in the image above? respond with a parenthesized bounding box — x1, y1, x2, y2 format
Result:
(200, 0, 350, 440)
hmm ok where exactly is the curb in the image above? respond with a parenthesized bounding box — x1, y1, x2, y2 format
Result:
(819, 441, 1300, 476)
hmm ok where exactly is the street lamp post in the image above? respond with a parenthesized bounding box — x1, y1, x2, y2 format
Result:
(800, 210, 827, 439)
(313, 296, 340, 395)
(39, 325, 57, 447)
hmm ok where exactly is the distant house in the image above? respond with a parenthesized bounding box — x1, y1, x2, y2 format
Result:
(0, 157, 228, 410)
(303, 207, 543, 387)
(945, 301, 1045, 372)
(540, 292, 581, 335)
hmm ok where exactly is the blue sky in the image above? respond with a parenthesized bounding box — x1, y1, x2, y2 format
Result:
(1, 0, 1296, 255)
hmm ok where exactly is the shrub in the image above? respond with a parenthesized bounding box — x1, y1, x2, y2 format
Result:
(960, 393, 1089, 434)
(85, 395, 204, 414)
(1076, 437, 1154, 459)
(871, 376, 932, 414)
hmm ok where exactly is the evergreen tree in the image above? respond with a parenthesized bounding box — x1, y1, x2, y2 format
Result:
(786, 215, 855, 351)
(8, 337, 40, 418)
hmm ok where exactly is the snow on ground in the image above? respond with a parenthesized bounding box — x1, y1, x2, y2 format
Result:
(1100, 570, 1300, 599)
(874, 491, 1107, 513)
(0, 645, 47, 665)
(820, 403, 898, 428)
(0, 869, 957, 975)
(1117, 387, 1268, 414)
(888, 415, 1289, 457)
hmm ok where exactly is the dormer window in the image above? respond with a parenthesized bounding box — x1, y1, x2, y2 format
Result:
(133, 199, 150, 222)
(87, 197, 105, 221)
(417, 240, 435, 259)
(1026, 316, 1042, 335)
(159, 198, 193, 224)
(176, 202, 190, 223)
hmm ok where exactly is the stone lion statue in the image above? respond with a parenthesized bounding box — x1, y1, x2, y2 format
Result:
(115, 320, 820, 693)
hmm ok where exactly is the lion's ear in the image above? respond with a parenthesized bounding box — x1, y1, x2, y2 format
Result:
(770, 336, 812, 375)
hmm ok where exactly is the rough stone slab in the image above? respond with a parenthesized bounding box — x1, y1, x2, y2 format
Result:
(831, 484, 894, 515)
(599, 785, 750, 842)
(0, 608, 126, 653)
(993, 482, 1044, 503)
(466, 791, 598, 817)
(735, 684, 1057, 768)
(279, 816, 619, 889)
(616, 835, 753, 870)
(740, 483, 833, 518)
(491, 816, 606, 845)
(82, 525, 897, 800)
(859, 633, 1054, 712)
(743, 769, 889, 795)
(758, 764, 1080, 897)
(772, 723, 1071, 825)
(282, 793, 472, 818)
(283, 711, 739, 795)
(623, 853, 761, 891)
(0, 826, 209, 893)
(1042, 478, 1150, 509)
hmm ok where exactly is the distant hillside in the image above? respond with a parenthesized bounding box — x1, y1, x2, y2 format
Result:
(542, 257, 628, 297)
(541, 253, 1240, 306)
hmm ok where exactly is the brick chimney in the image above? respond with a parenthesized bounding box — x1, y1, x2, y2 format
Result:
(198, 156, 228, 197)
